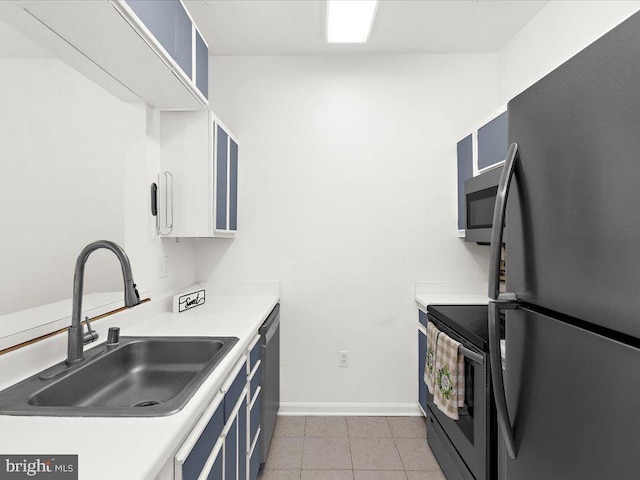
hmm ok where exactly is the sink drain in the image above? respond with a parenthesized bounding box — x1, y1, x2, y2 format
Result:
(133, 400, 160, 408)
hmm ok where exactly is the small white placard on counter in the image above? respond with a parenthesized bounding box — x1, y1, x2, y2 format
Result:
(173, 289, 206, 313)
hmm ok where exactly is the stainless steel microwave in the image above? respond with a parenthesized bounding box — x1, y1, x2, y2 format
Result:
(464, 166, 503, 244)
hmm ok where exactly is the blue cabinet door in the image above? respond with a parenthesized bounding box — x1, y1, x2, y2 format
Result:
(418, 328, 427, 414)
(229, 139, 238, 231)
(238, 396, 247, 480)
(125, 0, 177, 58)
(207, 448, 223, 480)
(225, 416, 238, 480)
(477, 111, 507, 171)
(195, 30, 209, 99)
(250, 392, 261, 449)
(457, 134, 473, 230)
(250, 445, 260, 480)
(182, 402, 224, 480)
(216, 125, 228, 230)
(174, 0, 193, 79)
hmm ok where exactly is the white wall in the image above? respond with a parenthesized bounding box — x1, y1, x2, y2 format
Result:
(0, 58, 127, 315)
(498, 0, 640, 104)
(198, 55, 497, 412)
(0, 58, 197, 332)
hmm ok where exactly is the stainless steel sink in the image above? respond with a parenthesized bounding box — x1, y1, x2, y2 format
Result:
(0, 336, 238, 417)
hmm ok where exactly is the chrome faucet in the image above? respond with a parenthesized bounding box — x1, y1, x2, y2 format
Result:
(67, 240, 140, 365)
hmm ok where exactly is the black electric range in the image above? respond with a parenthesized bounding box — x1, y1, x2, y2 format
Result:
(423, 304, 498, 480)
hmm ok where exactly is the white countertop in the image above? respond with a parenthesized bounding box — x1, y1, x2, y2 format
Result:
(0, 294, 279, 480)
(414, 280, 490, 310)
(415, 294, 490, 311)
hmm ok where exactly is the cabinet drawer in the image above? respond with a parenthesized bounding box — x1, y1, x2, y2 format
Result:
(250, 389, 262, 446)
(250, 363, 262, 402)
(225, 368, 246, 422)
(419, 309, 427, 327)
(248, 335, 261, 371)
(175, 393, 224, 480)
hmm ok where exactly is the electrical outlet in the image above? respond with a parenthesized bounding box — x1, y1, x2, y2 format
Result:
(158, 256, 169, 279)
(339, 351, 349, 367)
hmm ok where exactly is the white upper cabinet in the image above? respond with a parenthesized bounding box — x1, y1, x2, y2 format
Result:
(160, 111, 238, 238)
(4, 0, 208, 109)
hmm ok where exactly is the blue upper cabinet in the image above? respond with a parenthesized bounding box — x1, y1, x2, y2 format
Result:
(214, 122, 238, 235)
(125, 0, 177, 57)
(457, 134, 473, 231)
(124, 0, 208, 104)
(229, 139, 238, 231)
(175, 1, 193, 79)
(215, 125, 229, 231)
(477, 111, 507, 171)
(195, 31, 209, 99)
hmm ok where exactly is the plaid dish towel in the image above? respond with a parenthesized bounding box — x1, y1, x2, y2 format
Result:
(424, 322, 441, 394)
(433, 331, 465, 420)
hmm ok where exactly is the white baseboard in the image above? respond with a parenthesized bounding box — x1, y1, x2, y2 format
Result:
(278, 402, 424, 417)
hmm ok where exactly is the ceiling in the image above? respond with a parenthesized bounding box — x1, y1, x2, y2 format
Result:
(185, 0, 549, 56)
(0, 1, 549, 58)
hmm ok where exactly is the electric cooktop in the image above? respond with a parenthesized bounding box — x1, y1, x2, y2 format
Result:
(426, 304, 495, 352)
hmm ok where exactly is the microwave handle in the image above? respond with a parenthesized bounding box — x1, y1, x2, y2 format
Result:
(489, 142, 519, 301)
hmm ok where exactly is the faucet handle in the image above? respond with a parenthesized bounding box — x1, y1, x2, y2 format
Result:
(83, 317, 99, 345)
(107, 327, 120, 346)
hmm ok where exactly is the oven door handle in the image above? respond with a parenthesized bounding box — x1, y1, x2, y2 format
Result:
(489, 301, 518, 459)
(459, 345, 484, 365)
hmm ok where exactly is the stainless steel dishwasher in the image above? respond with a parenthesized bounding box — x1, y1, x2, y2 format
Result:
(260, 304, 280, 464)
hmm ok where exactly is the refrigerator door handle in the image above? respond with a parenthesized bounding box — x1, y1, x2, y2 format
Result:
(489, 301, 518, 459)
(489, 142, 519, 301)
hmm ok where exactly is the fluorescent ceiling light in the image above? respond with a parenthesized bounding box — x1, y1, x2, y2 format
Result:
(326, 0, 379, 44)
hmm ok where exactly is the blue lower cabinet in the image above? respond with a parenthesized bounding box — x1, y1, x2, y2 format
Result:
(225, 416, 238, 480)
(182, 402, 224, 480)
(238, 396, 247, 480)
(250, 365, 261, 400)
(250, 392, 261, 446)
(419, 309, 427, 328)
(207, 448, 223, 480)
(250, 442, 260, 480)
(418, 328, 427, 414)
(225, 369, 245, 422)
(249, 342, 261, 371)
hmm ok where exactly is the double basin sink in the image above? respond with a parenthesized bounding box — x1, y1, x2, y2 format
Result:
(0, 336, 238, 417)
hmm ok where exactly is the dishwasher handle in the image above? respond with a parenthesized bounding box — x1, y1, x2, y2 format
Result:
(260, 304, 280, 342)
(262, 315, 280, 343)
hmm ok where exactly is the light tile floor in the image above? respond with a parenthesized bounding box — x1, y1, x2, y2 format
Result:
(259, 417, 446, 480)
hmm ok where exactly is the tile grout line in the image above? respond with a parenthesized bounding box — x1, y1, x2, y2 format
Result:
(344, 417, 356, 480)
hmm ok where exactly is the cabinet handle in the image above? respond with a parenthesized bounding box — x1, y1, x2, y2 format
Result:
(157, 171, 174, 236)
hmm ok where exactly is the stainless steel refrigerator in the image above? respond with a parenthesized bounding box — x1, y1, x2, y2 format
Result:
(488, 11, 640, 480)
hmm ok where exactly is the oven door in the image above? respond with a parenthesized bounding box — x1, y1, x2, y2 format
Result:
(427, 344, 488, 480)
